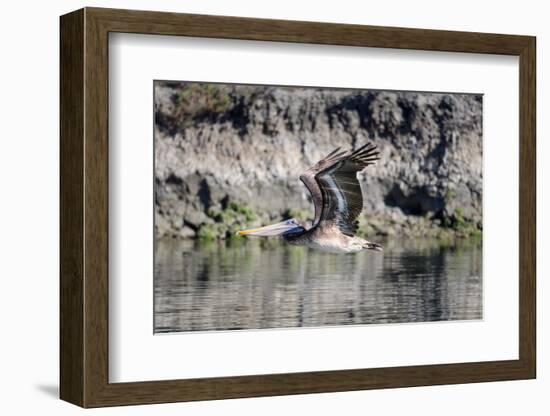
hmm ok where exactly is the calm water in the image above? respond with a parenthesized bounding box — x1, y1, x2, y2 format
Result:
(154, 238, 482, 333)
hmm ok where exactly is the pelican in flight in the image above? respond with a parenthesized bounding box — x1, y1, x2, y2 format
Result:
(237, 143, 383, 253)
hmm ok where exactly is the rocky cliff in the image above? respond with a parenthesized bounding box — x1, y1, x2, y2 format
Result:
(154, 81, 482, 240)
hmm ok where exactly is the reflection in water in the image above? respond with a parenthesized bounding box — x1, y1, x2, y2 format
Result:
(154, 238, 482, 333)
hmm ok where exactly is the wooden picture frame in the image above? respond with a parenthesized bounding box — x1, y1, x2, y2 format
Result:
(60, 7, 536, 408)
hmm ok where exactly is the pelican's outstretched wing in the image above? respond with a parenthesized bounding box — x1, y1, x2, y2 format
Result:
(315, 143, 379, 235)
(300, 147, 349, 227)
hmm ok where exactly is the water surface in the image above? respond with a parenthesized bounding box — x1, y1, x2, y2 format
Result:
(154, 238, 482, 333)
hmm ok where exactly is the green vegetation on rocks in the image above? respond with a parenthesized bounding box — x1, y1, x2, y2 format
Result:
(197, 201, 260, 241)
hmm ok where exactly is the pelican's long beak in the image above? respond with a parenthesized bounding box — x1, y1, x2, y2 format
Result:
(236, 221, 297, 237)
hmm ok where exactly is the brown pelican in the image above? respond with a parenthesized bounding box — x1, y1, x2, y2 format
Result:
(237, 143, 383, 254)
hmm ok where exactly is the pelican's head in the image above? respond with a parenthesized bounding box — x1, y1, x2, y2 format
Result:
(236, 219, 304, 237)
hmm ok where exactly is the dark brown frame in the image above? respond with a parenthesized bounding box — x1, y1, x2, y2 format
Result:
(60, 7, 536, 408)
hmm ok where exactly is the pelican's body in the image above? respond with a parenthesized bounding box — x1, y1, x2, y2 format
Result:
(284, 226, 376, 254)
(237, 143, 383, 254)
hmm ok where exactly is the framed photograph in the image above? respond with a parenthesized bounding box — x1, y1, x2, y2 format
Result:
(60, 7, 536, 408)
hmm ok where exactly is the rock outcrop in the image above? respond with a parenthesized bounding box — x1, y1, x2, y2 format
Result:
(154, 82, 482, 240)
